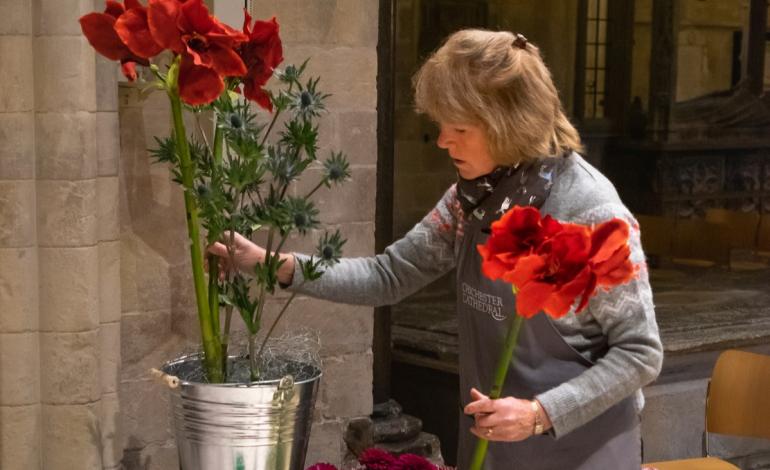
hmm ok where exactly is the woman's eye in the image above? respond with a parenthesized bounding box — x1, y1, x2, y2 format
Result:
(455, 128, 466, 133)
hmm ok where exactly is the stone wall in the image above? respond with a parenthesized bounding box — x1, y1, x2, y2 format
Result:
(0, 0, 122, 469)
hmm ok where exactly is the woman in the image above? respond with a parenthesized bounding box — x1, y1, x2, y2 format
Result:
(210, 30, 663, 469)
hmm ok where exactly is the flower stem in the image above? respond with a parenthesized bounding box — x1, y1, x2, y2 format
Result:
(248, 333, 259, 381)
(257, 291, 298, 361)
(208, 255, 221, 369)
(210, 124, 225, 376)
(303, 178, 327, 200)
(468, 312, 524, 470)
(260, 81, 294, 147)
(167, 58, 222, 383)
(260, 109, 281, 147)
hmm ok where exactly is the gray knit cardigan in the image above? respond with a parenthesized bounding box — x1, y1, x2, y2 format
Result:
(287, 153, 663, 438)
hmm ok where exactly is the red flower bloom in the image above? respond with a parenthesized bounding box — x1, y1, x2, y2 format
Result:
(588, 218, 637, 288)
(477, 206, 562, 281)
(79, 0, 150, 80)
(395, 454, 438, 470)
(146, 0, 185, 52)
(146, 0, 248, 104)
(359, 448, 398, 470)
(240, 12, 283, 110)
(478, 206, 638, 319)
(114, 0, 164, 59)
(508, 223, 594, 318)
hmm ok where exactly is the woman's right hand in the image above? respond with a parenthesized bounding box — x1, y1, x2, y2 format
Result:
(206, 232, 263, 277)
(206, 232, 296, 285)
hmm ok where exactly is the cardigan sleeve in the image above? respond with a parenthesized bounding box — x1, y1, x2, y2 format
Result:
(284, 185, 461, 306)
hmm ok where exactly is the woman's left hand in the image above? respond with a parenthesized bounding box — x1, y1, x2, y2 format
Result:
(463, 388, 542, 442)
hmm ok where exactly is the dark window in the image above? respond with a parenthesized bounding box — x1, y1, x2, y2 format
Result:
(584, 0, 609, 119)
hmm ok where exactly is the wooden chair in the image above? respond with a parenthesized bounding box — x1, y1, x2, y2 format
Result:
(635, 214, 675, 260)
(757, 214, 770, 255)
(670, 218, 730, 267)
(704, 208, 765, 270)
(644, 350, 770, 469)
(704, 208, 760, 251)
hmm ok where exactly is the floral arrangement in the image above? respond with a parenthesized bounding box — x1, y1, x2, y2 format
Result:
(471, 205, 638, 469)
(308, 448, 453, 470)
(79, 0, 349, 382)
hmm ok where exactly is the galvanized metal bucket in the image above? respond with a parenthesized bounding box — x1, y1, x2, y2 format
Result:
(161, 355, 322, 470)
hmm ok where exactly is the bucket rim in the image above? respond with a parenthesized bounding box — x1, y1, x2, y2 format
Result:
(160, 353, 323, 388)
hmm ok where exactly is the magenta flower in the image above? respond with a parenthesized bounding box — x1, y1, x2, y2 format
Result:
(359, 448, 398, 470)
(395, 454, 437, 470)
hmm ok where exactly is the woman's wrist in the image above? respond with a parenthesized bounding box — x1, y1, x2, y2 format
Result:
(533, 399, 552, 434)
(276, 252, 296, 286)
(250, 246, 295, 286)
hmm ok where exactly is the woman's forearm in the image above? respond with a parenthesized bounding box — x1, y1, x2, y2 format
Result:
(282, 184, 460, 305)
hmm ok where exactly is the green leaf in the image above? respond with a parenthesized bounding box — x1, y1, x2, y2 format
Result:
(279, 119, 319, 161)
(299, 256, 324, 282)
(148, 136, 178, 166)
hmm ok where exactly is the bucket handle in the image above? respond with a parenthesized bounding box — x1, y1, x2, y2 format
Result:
(273, 375, 295, 404)
(149, 368, 180, 389)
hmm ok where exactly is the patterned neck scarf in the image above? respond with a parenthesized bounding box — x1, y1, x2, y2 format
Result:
(455, 166, 517, 215)
(455, 157, 563, 223)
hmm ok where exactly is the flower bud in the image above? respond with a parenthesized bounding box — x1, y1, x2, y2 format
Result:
(229, 113, 243, 129)
(300, 91, 313, 108)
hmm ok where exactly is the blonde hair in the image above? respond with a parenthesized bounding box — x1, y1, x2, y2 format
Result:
(413, 29, 583, 165)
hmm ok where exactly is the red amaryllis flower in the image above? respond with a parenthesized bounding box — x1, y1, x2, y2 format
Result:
(588, 218, 637, 288)
(79, 0, 151, 80)
(240, 12, 283, 110)
(114, 0, 164, 59)
(477, 206, 562, 281)
(395, 454, 438, 470)
(508, 223, 594, 318)
(359, 448, 398, 470)
(478, 206, 638, 319)
(147, 0, 248, 104)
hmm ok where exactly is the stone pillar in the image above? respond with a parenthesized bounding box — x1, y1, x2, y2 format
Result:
(2, 0, 122, 469)
(95, 27, 124, 470)
(0, 1, 41, 469)
(648, 0, 679, 141)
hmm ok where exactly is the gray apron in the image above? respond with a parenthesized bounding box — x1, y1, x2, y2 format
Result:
(455, 158, 641, 469)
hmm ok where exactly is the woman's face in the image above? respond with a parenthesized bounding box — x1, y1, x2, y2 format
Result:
(436, 121, 497, 179)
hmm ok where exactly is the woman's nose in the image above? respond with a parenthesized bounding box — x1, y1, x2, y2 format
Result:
(436, 130, 451, 149)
